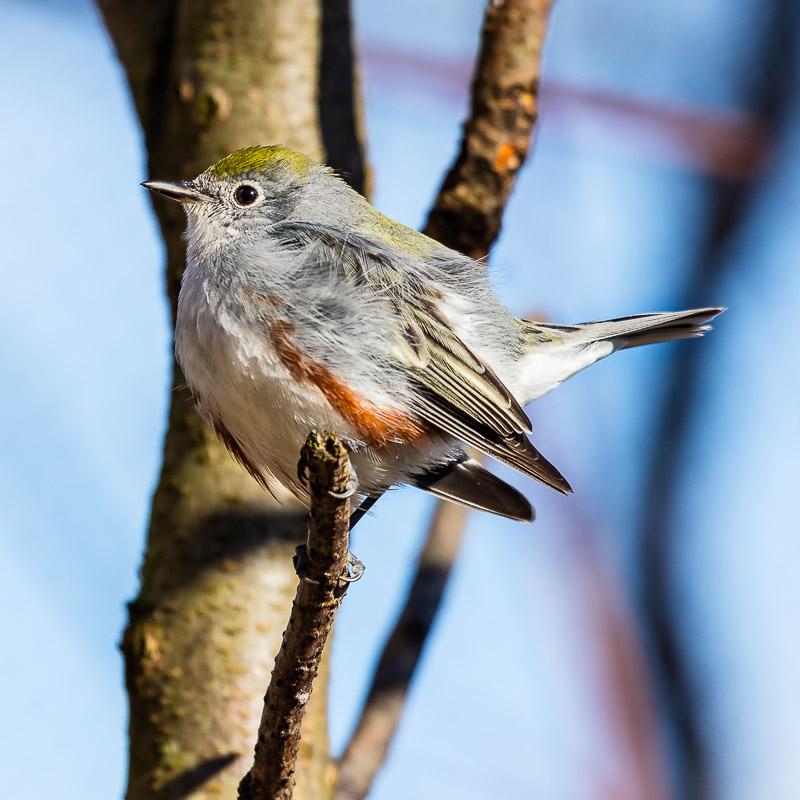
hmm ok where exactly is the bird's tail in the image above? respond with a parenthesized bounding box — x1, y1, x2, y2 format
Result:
(517, 307, 725, 404)
(557, 307, 726, 349)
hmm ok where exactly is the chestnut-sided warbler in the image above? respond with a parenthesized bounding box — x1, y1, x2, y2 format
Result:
(144, 146, 722, 524)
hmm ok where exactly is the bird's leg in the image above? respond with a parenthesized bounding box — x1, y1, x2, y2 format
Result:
(348, 493, 381, 530)
(294, 447, 369, 582)
(337, 492, 384, 577)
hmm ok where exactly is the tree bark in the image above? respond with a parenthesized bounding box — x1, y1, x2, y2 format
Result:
(96, 1, 364, 797)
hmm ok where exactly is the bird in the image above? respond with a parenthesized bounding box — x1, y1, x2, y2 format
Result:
(143, 145, 723, 526)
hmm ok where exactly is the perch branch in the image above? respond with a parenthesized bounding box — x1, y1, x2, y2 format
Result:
(238, 432, 355, 800)
(336, 3, 556, 798)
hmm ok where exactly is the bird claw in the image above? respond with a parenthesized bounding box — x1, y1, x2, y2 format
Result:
(292, 545, 365, 583)
(329, 482, 356, 499)
(300, 452, 357, 499)
(343, 552, 365, 582)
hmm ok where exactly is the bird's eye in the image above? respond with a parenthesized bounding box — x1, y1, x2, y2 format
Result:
(233, 184, 259, 206)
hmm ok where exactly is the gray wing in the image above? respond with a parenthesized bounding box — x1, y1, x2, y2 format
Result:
(272, 221, 572, 495)
(396, 299, 571, 493)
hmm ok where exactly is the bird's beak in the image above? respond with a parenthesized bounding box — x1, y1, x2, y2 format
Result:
(141, 179, 213, 204)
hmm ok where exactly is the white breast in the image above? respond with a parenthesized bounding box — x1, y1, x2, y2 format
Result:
(176, 274, 342, 490)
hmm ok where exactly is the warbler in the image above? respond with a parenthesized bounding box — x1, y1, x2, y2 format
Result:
(144, 145, 722, 525)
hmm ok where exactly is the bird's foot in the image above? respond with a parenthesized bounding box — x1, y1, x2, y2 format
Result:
(293, 543, 317, 583)
(343, 552, 365, 582)
(292, 545, 365, 583)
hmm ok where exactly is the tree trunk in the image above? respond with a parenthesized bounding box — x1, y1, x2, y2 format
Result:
(96, 1, 364, 797)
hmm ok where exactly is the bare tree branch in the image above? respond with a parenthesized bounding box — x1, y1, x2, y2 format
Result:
(637, 181, 744, 800)
(336, 2, 556, 797)
(239, 432, 355, 800)
(560, 510, 670, 800)
(335, 501, 467, 800)
(319, 0, 367, 194)
(425, 0, 556, 259)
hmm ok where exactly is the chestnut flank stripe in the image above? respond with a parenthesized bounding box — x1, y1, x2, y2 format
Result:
(270, 320, 425, 447)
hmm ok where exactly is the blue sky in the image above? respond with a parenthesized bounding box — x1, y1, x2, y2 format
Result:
(1, 1, 798, 798)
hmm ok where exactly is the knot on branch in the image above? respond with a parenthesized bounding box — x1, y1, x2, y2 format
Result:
(301, 430, 352, 499)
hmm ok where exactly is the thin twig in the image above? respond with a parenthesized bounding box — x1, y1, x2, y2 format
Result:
(336, 3, 556, 797)
(238, 431, 355, 800)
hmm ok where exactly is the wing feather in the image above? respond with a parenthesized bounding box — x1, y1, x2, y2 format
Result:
(272, 221, 571, 494)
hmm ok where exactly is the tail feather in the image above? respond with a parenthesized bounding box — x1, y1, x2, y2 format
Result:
(576, 307, 725, 349)
(518, 307, 725, 404)
(412, 457, 535, 521)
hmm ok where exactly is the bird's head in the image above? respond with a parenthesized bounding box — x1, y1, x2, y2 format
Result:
(143, 145, 348, 251)
(144, 144, 440, 262)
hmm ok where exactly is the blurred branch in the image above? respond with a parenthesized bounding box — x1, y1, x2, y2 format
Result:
(637, 4, 800, 798)
(319, 0, 368, 193)
(239, 432, 355, 800)
(363, 43, 773, 181)
(563, 510, 669, 800)
(638, 179, 744, 800)
(336, 2, 556, 797)
(335, 501, 467, 800)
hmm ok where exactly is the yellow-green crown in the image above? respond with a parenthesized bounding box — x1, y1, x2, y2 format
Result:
(207, 145, 318, 180)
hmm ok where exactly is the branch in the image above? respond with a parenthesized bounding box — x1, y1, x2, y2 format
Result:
(637, 182, 746, 800)
(637, 7, 799, 797)
(425, 0, 556, 259)
(335, 500, 467, 800)
(319, 0, 367, 194)
(239, 432, 355, 800)
(336, 3, 556, 797)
